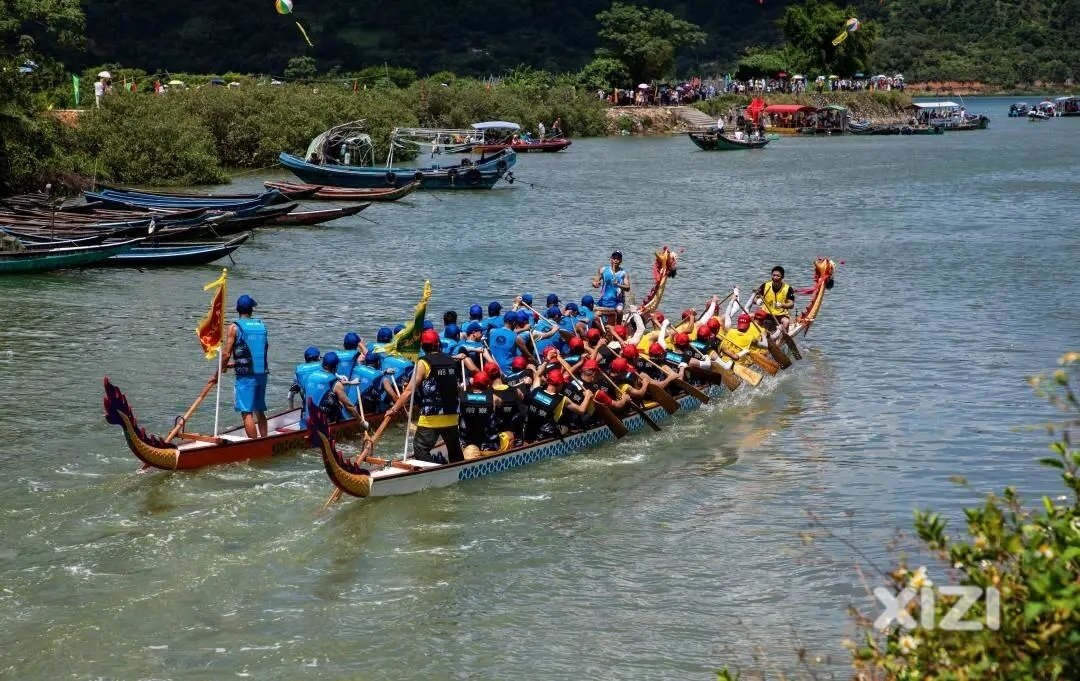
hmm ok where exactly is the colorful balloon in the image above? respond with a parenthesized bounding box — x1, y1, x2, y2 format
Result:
(275, 0, 293, 15)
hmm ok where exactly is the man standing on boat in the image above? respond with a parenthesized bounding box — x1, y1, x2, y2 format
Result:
(755, 266, 795, 333)
(592, 250, 631, 323)
(382, 329, 464, 464)
(221, 294, 268, 438)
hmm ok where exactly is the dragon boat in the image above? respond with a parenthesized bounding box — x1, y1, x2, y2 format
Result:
(103, 379, 383, 470)
(311, 259, 837, 500)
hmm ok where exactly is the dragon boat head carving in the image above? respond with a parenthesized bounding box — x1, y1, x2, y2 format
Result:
(103, 377, 180, 470)
(307, 399, 371, 498)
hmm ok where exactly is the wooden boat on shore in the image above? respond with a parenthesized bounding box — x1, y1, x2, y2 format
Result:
(688, 129, 769, 150)
(84, 188, 284, 211)
(278, 148, 516, 190)
(0, 237, 146, 274)
(95, 184, 313, 203)
(263, 180, 420, 202)
(103, 377, 384, 470)
(312, 259, 838, 500)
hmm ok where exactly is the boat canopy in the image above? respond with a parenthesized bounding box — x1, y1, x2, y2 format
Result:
(763, 104, 816, 114)
(471, 121, 521, 131)
(911, 101, 960, 109)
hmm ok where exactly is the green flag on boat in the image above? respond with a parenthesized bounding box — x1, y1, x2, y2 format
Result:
(383, 280, 431, 361)
(72, 74, 80, 107)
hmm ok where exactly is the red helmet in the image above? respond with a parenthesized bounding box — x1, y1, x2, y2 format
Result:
(582, 359, 600, 372)
(510, 356, 528, 371)
(545, 369, 565, 386)
(706, 317, 721, 331)
(674, 332, 691, 347)
(483, 362, 501, 377)
(681, 308, 695, 320)
(737, 313, 752, 329)
(754, 308, 769, 321)
(648, 342, 665, 357)
(586, 328, 601, 342)
(697, 324, 713, 339)
(544, 346, 560, 359)
(612, 324, 628, 338)
(610, 357, 629, 373)
(568, 336, 584, 351)
(621, 344, 639, 359)
(420, 329, 440, 348)
(471, 371, 491, 387)
(652, 312, 665, 323)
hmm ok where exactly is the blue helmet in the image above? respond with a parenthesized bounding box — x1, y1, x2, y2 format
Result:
(444, 323, 460, 339)
(546, 306, 562, 319)
(304, 346, 320, 361)
(364, 350, 380, 366)
(565, 302, 579, 313)
(465, 321, 483, 334)
(236, 294, 257, 313)
(322, 351, 340, 369)
(488, 301, 502, 315)
(516, 310, 531, 325)
(521, 293, 533, 305)
(546, 293, 560, 307)
(502, 311, 516, 325)
(469, 304, 483, 319)
(343, 332, 361, 349)
(422, 320, 434, 331)
(581, 294, 595, 309)
(376, 326, 393, 343)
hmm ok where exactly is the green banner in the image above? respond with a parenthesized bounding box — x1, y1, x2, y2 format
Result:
(72, 75, 80, 107)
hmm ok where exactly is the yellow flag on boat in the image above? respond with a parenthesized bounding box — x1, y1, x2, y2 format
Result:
(195, 268, 228, 359)
(383, 280, 432, 361)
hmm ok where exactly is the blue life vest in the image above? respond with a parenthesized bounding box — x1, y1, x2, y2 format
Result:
(580, 307, 595, 328)
(352, 364, 386, 411)
(598, 266, 626, 308)
(232, 318, 268, 376)
(293, 361, 321, 401)
(533, 319, 558, 357)
(456, 340, 485, 365)
(488, 327, 518, 373)
(483, 316, 503, 336)
(336, 349, 361, 411)
(381, 356, 414, 385)
(664, 350, 690, 369)
(301, 368, 339, 427)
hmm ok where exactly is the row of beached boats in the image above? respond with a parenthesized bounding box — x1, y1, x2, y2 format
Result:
(0, 181, 416, 275)
(103, 258, 837, 502)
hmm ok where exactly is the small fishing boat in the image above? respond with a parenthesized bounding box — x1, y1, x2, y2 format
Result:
(0, 237, 145, 274)
(313, 259, 838, 500)
(688, 129, 770, 150)
(267, 203, 370, 226)
(104, 233, 251, 266)
(263, 180, 420, 202)
(1009, 103, 1031, 117)
(84, 188, 283, 211)
(94, 184, 312, 203)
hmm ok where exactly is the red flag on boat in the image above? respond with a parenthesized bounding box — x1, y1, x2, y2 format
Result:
(195, 269, 228, 359)
(746, 97, 767, 123)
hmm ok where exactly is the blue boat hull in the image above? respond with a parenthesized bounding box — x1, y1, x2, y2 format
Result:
(278, 149, 516, 190)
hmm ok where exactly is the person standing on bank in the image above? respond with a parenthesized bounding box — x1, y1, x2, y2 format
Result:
(221, 294, 268, 438)
(755, 265, 795, 333)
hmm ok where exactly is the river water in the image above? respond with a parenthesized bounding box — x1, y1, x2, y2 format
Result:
(1, 97, 1077, 679)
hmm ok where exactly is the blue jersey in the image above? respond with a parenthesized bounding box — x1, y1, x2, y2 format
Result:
(488, 327, 519, 373)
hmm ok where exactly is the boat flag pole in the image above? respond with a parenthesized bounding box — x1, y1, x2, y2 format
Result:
(212, 351, 224, 436)
(400, 379, 416, 462)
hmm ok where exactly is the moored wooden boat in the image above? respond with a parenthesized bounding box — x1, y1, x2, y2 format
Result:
(688, 130, 769, 150)
(267, 203, 370, 226)
(0, 237, 145, 274)
(314, 259, 838, 500)
(95, 184, 312, 203)
(263, 180, 420, 202)
(103, 233, 251, 266)
(103, 377, 384, 470)
(84, 188, 283, 211)
(278, 147, 516, 190)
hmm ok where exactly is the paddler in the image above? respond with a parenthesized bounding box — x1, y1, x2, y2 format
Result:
(579, 294, 596, 328)
(288, 346, 321, 409)
(642, 342, 684, 388)
(351, 350, 396, 414)
(487, 362, 526, 445)
(454, 321, 493, 373)
(459, 370, 502, 452)
(482, 301, 504, 335)
(522, 368, 593, 442)
(721, 312, 769, 357)
(381, 329, 464, 464)
(755, 265, 795, 333)
(337, 332, 365, 409)
(591, 249, 631, 322)
(488, 311, 521, 374)
(300, 351, 361, 427)
(221, 294, 269, 438)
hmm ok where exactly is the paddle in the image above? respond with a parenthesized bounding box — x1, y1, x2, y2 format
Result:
(641, 356, 711, 404)
(597, 367, 662, 432)
(556, 357, 628, 438)
(743, 290, 801, 361)
(165, 374, 218, 442)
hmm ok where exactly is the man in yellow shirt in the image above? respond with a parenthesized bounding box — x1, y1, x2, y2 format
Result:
(755, 265, 795, 333)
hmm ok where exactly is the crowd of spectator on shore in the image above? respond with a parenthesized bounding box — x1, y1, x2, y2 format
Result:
(602, 74, 905, 106)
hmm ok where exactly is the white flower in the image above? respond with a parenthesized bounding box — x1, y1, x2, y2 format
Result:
(953, 561, 964, 570)
(1037, 544, 1054, 559)
(898, 634, 919, 655)
(909, 566, 933, 590)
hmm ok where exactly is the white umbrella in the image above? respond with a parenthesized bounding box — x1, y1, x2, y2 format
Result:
(638, 83, 649, 89)
(894, 73, 904, 80)
(97, 71, 111, 79)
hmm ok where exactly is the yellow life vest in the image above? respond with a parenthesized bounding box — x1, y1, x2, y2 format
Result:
(722, 326, 761, 352)
(762, 281, 792, 316)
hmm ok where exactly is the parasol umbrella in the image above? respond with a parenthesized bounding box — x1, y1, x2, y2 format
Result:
(854, 72, 865, 78)
(97, 71, 111, 79)
(792, 74, 805, 80)
(815, 75, 826, 82)
(167, 79, 185, 87)
(637, 83, 649, 89)
(894, 74, 904, 80)
(828, 75, 839, 80)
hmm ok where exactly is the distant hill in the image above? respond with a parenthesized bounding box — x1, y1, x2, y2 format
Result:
(83, 0, 1077, 84)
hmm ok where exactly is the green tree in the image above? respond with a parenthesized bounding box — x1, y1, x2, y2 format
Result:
(0, 0, 85, 193)
(595, 1, 706, 84)
(778, 0, 877, 77)
(577, 56, 631, 91)
(283, 55, 317, 81)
